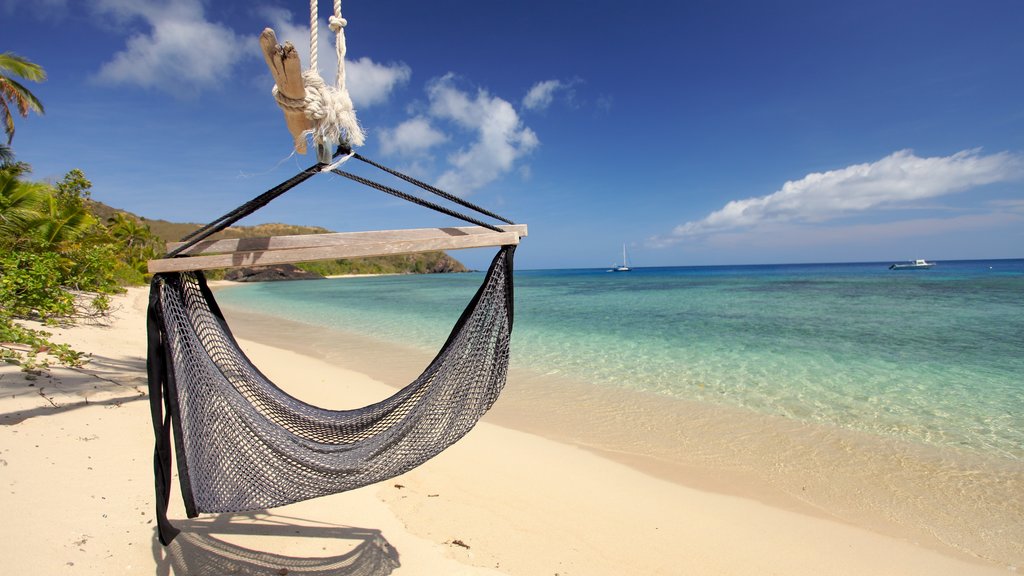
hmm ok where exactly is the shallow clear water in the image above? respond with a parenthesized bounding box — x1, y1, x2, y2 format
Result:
(215, 258, 1024, 461)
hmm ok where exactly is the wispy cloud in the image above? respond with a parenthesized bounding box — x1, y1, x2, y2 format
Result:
(93, 0, 247, 95)
(426, 74, 539, 195)
(652, 149, 1024, 247)
(378, 116, 447, 156)
(989, 198, 1024, 214)
(523, 79, 565, 111)
(522, 78, 583, 112)
(260, 7, 410, 108)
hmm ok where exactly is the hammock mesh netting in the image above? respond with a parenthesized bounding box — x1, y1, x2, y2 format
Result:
(148, 246, 514, 542)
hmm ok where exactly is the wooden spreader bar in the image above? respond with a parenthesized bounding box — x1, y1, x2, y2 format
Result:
(147, 224, 527, 274)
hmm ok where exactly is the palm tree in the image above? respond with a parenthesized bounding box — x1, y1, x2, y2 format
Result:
(0, 171, 46, 245)
(31, 192, 96, 249)
(0, 52, 46, 144)
(107, 212, 158, 263)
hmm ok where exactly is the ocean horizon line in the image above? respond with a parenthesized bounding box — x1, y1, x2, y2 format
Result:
(514, 256, 1024, 273)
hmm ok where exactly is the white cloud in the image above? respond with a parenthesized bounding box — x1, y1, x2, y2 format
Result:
(378, 116, 447, 156)
(93, 0, 247, 94)
(652, 149, 1024, 247)
(259, 7, 410, 108)
(426, 74, 539, 195)
(347, 57, 411, 107)
(523, 79, 565, 111)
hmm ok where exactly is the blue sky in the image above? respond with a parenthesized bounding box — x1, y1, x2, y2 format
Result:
(4, 0, 1023, 269)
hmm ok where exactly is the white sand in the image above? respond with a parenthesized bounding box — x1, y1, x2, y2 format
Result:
(0, 287, 1010, 575)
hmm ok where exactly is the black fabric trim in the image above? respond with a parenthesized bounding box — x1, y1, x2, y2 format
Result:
(161, 275, 198, 520)
(503, 245, 516, 332)
(147, 276, 180, 545)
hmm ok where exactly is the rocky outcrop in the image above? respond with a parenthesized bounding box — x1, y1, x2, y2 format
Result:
(427, 253, 469, 273)
(224, 264, 324, 282)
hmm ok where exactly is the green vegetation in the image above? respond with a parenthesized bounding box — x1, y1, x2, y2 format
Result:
(296, 252, 467, 276)
(0, 164, 162, 373)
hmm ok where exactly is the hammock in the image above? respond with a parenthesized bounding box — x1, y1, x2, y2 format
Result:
(146, 1, 524, 544)
(147, 150, 521, 545)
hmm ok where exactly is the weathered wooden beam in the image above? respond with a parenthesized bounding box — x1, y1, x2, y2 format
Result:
(165, 224, 528, 255)
(148, 225, 526, 274)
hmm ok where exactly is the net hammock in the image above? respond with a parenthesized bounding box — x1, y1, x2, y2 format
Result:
(148, 148, 519, 545)
(147, 1, 522, 545)
(148, 245, 514, 545)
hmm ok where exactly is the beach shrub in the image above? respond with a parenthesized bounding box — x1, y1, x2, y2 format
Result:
(0, 166, 136, 371)
(0, 250, 75, 319)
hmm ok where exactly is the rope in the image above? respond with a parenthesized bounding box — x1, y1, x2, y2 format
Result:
(309, 0, 320, 73)
(352, 152, 516, 225)
(321, 149, 356, 172)
(309, 0, 363, 148)
(171, 154, 515, 259)
(170, 161, 326, 257)
(330, 169, 506, 233)
(331, 0, 348, 97)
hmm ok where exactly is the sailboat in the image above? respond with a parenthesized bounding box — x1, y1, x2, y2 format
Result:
(611, 244, 631, 272)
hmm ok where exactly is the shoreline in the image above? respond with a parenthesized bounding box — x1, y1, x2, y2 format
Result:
(218, 299, 1022, 569)
(0, 286, 1016, 574)
(218, 296, 1023, 569)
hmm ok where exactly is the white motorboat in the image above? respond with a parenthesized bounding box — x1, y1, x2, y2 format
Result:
(889, 259, 934, 270)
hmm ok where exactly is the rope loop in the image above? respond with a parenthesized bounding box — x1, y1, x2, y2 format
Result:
(329, 15, 347, 31)
(272, 85, 306, 111)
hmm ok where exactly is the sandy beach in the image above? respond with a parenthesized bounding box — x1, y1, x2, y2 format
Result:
(0, 286, 1013, 575)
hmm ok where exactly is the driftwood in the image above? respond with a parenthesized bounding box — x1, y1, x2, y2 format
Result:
(260, 28, 311, 154)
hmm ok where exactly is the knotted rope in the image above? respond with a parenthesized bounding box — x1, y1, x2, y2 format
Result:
(273, 0, 365, 160)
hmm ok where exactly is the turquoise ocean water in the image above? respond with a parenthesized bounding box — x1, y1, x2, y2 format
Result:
(215, 257, 1024, 461)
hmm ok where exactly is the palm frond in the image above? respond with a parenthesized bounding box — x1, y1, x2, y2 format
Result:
(30, 193, 97, 248)
(0, 173, 47, 240)
(0, 76, 44, 116)
(1, 98, 14, 144)
(0, 52, 46, 144)
(0, 53, 47, 82)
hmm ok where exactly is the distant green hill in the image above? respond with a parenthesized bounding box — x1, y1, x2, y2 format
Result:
(87, 200, 469, 275)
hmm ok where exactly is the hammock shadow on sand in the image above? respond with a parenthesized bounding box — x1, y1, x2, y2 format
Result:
(154, 513, 400, 576)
